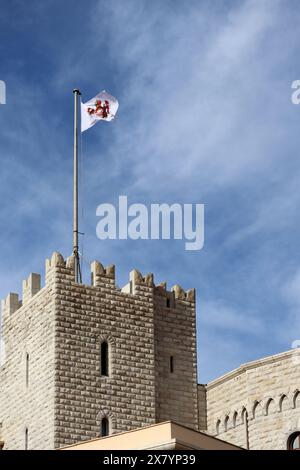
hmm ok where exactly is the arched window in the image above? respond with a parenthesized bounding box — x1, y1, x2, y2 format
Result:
(252, 401, 261, 419)
(233, 411, 238, 428)
(224, 415, 229, 432)
(265, 398, 275, 416)
(293, 391, 300, 409)
(287, 432, 300, 450)
(25, 427, 28, 450)
(101, 417, 109, 437)
(216, 419, 221, 435)
(279, 395, 288, 412)
(241, 407, 247, 424)
(100, 341, 109, 376)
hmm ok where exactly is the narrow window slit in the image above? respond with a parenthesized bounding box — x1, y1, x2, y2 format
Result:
(170, 356, 174, 373)
(101, 342, 109, 376)
(25, 427, 28, 450)
(26, 353, 29, 387)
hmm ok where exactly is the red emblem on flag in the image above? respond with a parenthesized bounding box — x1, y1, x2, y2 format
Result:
(87, 100, 110, 118)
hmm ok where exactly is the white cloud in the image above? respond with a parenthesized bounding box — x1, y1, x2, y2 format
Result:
(201, 299, 264, 334)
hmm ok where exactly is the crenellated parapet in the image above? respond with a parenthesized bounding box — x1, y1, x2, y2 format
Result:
(46, 252, 195, 304)
(1, 251, 196, 322)
(171, 285, 195, 302)
(154, 281, 195, 305)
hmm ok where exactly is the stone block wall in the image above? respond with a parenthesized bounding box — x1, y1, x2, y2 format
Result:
(153, 284, 198, 429)
(206, 350, 300, 449)
(53, 255, 157, 448)
(197, 384, 207, 431)
(0, 268, 56, 450)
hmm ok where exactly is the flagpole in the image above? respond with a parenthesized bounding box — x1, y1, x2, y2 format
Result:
(73, 88, 81, 282)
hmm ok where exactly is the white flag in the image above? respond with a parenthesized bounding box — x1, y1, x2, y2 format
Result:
(81, 90, 119, 132)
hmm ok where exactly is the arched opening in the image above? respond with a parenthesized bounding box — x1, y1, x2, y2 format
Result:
(233, 411, 238, 428)
(287, 432, 300, 450)
(216, 419, 221, 435)
(241, 407, 247, 424)
(293, 390, 300, 409)
(101, 417, 109, 437)
(241, 407, 249, 450)
(252, 401, 261, 419)
(100, 341, 109, 377)
(265, 398, 276, 416)
(279, 394, 288, 412)
(224, 415, 229, 432)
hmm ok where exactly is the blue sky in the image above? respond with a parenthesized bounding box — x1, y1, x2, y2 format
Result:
(1, 0, 300, 383)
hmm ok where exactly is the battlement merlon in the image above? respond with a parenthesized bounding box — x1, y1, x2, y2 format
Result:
(1, 293, 21, 317)
(1, 252, 196, 319)
(90, 260, 116, 286)
(22, 273, 41, 305)
(171, 284, 196, 303)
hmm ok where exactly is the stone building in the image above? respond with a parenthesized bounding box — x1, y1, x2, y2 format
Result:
(205, 350, 300, 450)
(0, 252, 197, 449)
(0, 251, 299, 450)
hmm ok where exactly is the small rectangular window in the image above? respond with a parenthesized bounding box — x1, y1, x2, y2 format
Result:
(170, 356, 174, 373)
(101, 342, 109, 376)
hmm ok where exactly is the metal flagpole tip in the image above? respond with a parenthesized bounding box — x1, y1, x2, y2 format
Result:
(73, 88, 81, 95)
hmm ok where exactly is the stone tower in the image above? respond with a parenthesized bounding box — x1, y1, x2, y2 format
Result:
(0, 252, 198, 450)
